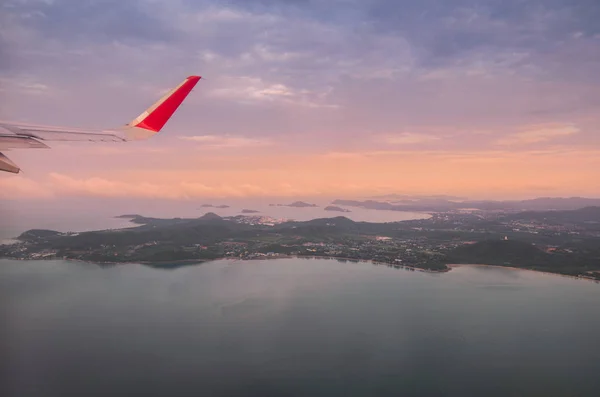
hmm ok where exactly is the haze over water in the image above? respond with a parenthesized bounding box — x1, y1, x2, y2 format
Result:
(2, 258, 599, 397)
(0, 198, 428, 240)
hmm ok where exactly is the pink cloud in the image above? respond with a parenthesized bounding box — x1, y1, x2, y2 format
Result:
(379, 133, 441, 145)
(179, 135, 271, 148)
(496, 124, 580, 145)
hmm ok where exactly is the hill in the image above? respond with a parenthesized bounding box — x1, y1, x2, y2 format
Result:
(18, 229, 63, 242)
(5, 212, 599, 277)
(332, 197, 600, 212)
(324, 206, 351, 213)
(446, 239, 600, 277)
(507, 206, 600, 224)
(447, 240, 550, 267)
(287, 201, 318, 208)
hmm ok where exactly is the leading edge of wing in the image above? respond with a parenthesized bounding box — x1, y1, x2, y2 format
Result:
(0, 124, 126, 143)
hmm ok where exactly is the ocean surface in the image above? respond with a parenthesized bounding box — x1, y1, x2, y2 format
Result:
(0, 198, 428, 241)
(1, 258, 599, 397)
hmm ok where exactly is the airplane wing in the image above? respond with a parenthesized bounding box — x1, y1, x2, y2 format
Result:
(0, 75, 201, 173)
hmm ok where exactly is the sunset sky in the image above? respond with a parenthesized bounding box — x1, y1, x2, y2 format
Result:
(1, 0, 599, 200)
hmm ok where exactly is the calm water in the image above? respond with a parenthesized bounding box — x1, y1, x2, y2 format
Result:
(0, 199, 427, 240)
(2, 258, 600, 397)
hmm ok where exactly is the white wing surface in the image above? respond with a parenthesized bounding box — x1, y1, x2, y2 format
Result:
(0, 75, 201, 173)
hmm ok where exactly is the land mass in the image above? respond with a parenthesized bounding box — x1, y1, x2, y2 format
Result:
(270, 201, 318, 208)
(370, 194, 468, 201)
(333, 197, 600, 212)
(200, 204, 230, 209)
(115, 214, 138, 219)
(324, 206, 351, 213)
(3, 208, 599, 280)
(241, 209, 260, 214)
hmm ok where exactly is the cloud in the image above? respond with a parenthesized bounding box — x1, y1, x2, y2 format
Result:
(47, 173, 270, 199)
(320, 147, 600, 163)
(207, 76, 337, 108)
(209, 77, 294, 101)
(0, 175, 53, 198)
(191, 6, 280, 24)
(179, 135, 272, 148)
(71, 146, 171, 155)
(496, 124, 580, 145)
(4, 0, 174, 44)
(0, 77, 51, 95)
(1, 0, 599, 199)
(2, 144, 600, 201)
(321, 151, 366, 160)
(380, 133, 441, 145)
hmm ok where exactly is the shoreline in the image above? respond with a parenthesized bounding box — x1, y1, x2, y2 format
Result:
(294, 255, 448, 273)
(0, 254, 445, 273)
(3, 256, 599, 283)
(447, 264, 600, 283)
(0, 255, 447, 276)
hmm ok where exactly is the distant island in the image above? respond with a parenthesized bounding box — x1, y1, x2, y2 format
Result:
(270, 201, 318, 208)
(241, 209, 260, 214)
(324, 206, 351, 213)
(333, 197, 600, 212)
(370, 194, 468, 201)
(3, 207, 600, 281)
(201, 204, 230, 209)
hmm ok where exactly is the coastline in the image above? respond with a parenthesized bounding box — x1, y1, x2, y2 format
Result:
(294, 255, 448, 273)
(447, 264, 600, 283)
(3, 256, 599, 283)
(1, 255, 446, 274)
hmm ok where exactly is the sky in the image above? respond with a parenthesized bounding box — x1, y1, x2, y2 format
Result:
(1, 0, 599, 201)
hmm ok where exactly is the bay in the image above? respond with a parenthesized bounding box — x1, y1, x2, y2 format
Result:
(1, 258, 599, 397)
(0, 199, 427, 241)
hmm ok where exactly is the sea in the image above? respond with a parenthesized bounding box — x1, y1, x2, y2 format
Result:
(0, 198, 429, 241)
(1, 258, 600, 397)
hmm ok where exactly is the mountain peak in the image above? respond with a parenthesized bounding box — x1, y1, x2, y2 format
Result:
(200, 212, 223, 221)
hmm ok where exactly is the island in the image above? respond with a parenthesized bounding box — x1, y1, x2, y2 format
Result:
(200, 204, 230, 209)
(324, 206, 351, 213)
(332, 197, 600, 212)
(2, 207, 600, 280)
(270, 201, 318, 208)
(241, 209, 260, 214)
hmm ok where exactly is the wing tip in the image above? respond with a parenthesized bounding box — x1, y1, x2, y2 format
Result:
(127, 75, 201, 135)
(126, 75, 202, 140)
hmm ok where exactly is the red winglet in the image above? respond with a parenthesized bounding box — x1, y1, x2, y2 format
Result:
(129, 76, 201, 133)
